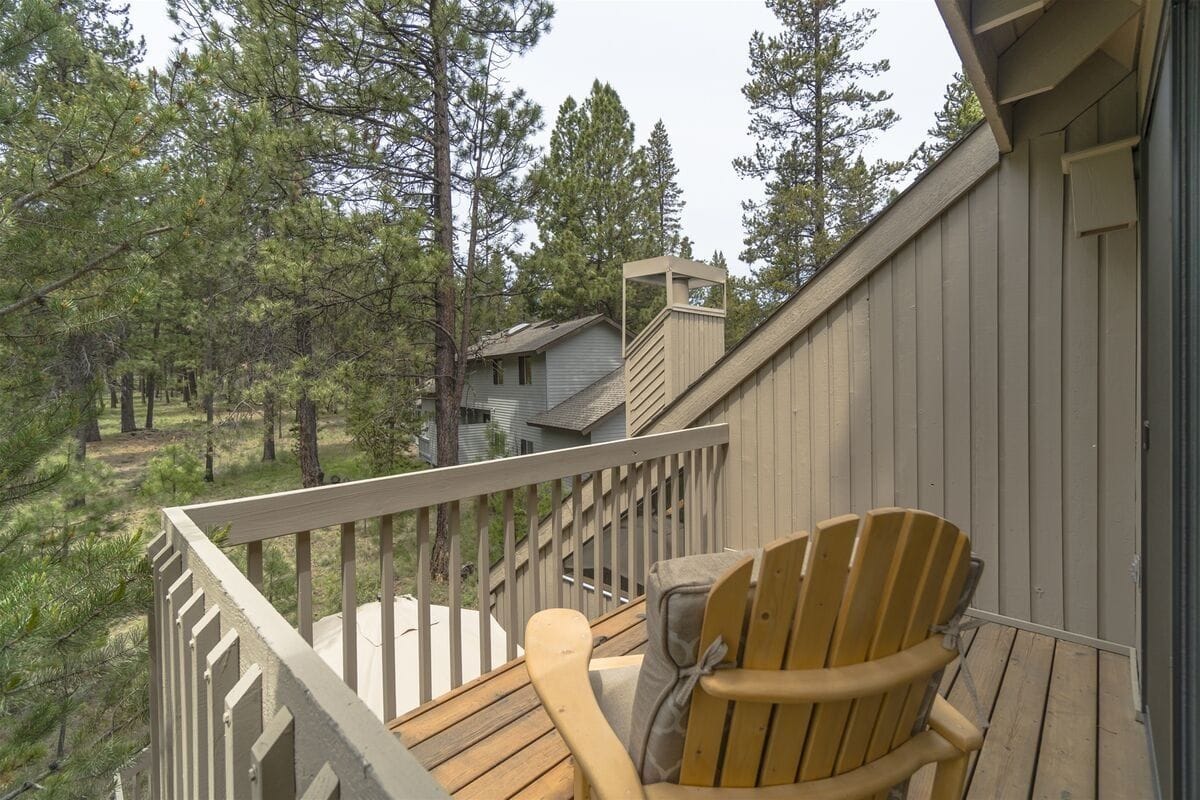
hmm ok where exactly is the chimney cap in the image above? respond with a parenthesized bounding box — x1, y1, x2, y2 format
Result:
(623, 255, 725, 289)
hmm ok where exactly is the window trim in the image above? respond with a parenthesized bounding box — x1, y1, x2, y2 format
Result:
(492, 360, 504, 385)
(518, 355, 533, 385)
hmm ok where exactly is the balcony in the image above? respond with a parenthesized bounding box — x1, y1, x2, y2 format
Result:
(132, 425, 1152, 799)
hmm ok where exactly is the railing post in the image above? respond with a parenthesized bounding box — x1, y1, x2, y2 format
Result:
(550, 480, 563, 609)
(296, 531, 313, 644)
(476, 494, 491, 675)
(593, 472, 605, 614)
(526, 484, 540, 619)
(379, 516, 396, 721)
(190, 605, 221, 800)
(503, 491, 517, 658)
(416, 507, 432, 704)
(340, 522, 357, 693)
(449, 500, 462, 689)
(571, 477, 584, 614)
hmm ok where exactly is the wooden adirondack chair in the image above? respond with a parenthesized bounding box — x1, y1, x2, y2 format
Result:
(526, 508, 984, 800)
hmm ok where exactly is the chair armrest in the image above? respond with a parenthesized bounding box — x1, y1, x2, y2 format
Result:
(928, 695, 984, 752)
(526, 609, 645, 799)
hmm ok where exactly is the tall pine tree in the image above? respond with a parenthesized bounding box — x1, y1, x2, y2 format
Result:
(735, 0, 901, 302)
(643, 120, 685, 257)
(521, 81, 660, 326)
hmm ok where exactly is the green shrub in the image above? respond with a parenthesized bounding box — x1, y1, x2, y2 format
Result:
(141, 445, 205, 504)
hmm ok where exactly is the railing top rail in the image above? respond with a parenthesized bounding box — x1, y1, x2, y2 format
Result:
(182, 423, 729, 545)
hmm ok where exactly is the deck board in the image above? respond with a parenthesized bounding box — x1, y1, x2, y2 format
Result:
(389, 601, 1153, 799)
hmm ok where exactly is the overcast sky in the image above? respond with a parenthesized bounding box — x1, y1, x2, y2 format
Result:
(125, 0, 960, 277)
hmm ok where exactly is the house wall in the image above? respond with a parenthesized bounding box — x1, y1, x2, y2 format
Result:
(691, 79, 1141, 647)
(421, 355, 549, 464)
(1141, 24, 1175, 794)
(589, 411, 627, 444)
(544, 324, 623, 407)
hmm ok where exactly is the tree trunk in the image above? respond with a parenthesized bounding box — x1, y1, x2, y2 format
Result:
(119, 372, 137, 433)
(182, 376, 191, 406)
(295, 315, 323, 487)
(429, 0, 460, 581)
(144, 373, 156, 429)
(262, 391, 276, 462)
(188, 370, 198, 399)
(108, 381, 117, 409)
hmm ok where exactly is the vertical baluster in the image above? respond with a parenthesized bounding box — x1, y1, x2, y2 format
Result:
(190, 606, 221, 800)
(449, 501, 462, 689)
(655, 456, 667, 572)
(503, 490, 517, 659)
(340, 521, 357, 693)
(551, 480, 563, 608)
(642, 461, 652, 595)
(205, 630, 239, 800)
(176, 590, 205, 800)
(247, 541, 263, 589)
(166, 571, 192, 800)
(379, 515, 396, 721)
(476, 494, 491, 675)
(684, 450, 695, 557)
(592, 471, 606, 614)
(669, 453, 680, 559)
(625, 462, 637, 599)
(716, 444, 728, 551)
(416, 507, 432, 704)
(694, 449, 705, 554)
(608, 466, 620, 604)
(571, 476, 584, 613)
(527, 484, 540, 617)
(223, 664, 262, 800)
(296, 531, 312, 644)
(149, 541, 177, 800)
(705, 448, 715, 554)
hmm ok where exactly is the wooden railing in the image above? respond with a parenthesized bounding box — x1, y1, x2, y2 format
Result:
(148, 425, 727, 798)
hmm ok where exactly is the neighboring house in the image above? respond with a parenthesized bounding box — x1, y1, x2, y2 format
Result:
(417, 315, 625, 465)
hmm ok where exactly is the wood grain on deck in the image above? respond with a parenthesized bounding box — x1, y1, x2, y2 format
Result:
(389, 602, 1154, 799)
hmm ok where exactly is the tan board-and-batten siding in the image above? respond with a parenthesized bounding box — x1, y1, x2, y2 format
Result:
(655, 78, 1140, 647)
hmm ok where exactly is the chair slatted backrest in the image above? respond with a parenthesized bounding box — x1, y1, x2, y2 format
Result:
(678, 508, 971, 790)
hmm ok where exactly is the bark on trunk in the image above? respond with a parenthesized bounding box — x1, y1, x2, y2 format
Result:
(429, 0, 460, 580)
(203, 341, 215, 482)
(144, 373, 156, 429)
(108, 381, 117, 409)
(295, 315, 322, 487)
(262, 392, 276, 462)
(182, 378, 191, 406)
(119, 372, 137, 433)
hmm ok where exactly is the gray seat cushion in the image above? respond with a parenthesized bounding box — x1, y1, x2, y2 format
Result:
(589, 664, 640, 745)
(626, 550, 749, 784)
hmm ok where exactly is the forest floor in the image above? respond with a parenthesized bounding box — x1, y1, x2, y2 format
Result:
(86, 398, 477, 627)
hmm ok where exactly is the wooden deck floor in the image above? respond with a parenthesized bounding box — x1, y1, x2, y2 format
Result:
(389, 601, 1154, 799)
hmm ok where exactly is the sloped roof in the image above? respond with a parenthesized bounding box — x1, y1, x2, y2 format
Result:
(527, 368, 624, 435)
(471, 315, 618, 360)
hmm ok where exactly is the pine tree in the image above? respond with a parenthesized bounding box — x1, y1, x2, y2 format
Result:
(910, 71, 983, 173)
(521, 81, 658, 325)
(643, 120, 685, 256)
(735, 0, 902, 302)
(0, 2, 191, 791)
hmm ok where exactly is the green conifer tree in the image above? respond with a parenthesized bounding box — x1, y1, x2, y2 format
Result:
(521, 81, 657, 324)
(910, 71, 984, 173)
(735, 0, 902, 303)
(643, 120, 685, 257)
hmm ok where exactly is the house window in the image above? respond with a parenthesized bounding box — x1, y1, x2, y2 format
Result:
(492, 360, 503, 385)
(518, 356, 533, 385)
(460, 407, 491, 425)
(519, 439, 534, 455)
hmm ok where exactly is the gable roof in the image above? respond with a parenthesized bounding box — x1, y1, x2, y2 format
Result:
(471, 315, 619, 360)
(527, 368, 624, 435)
(645, 123, 1001, 435)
